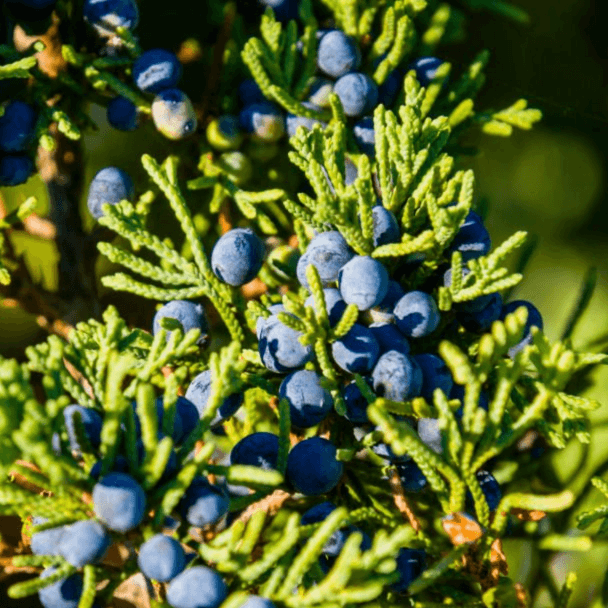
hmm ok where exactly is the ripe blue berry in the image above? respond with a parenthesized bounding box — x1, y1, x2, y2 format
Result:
(0, 101, 36, 152)
(87, 166, 134, 220)
(240, 597, 276, 608)
(331, 323, 380, 374)
(151, 89, 197, 140)
(394, 291, 441, 338)
(378, 68, 404, 107)
(286, 437, 343, 495)
(447, 211, 491, 262)
(63, 405, 103, 453)
(397, 460, 427, 492)
(442, 267, 494, 313)
(334, 73, 378, 117)
(83, 0, 139, 36)
(153, 300, 208, 346)
(230, 432, 280, 470)
(286, 102, 326, 137)
(179, 477, 229, 527)
(317, 31, 361, 79)
(31, 524, 66, 556)
(338, 256, 388, 311)
(258, 313, 313, 372)
(393, 548, 426, 592)
(476, 469, 501, 511)
(185, 370, 244, 425)
(372, 351, 422, 401)
(58, 520, 111, 568)
(259, 0, 299, 21)
(417, 418, 443, 454)
(297, 231, 354, 290)
(373, 436, 411, 463)
(460, 292, 503, 332)
(369, 322, 410, 356)
(38, 567, 83, 608)
(414, 354, 453, 402)
(93, 473, 146, 532)
(138, 534, 186, 582)
(132, 49, 182, 93)
(89, 455, 129, 481)
(175, 396, 199, 443)
(211, 228, 265, 286)
(500, 300, 543, 357)
(0, 154, 34, 186)
(239, 102, 285, 143)
(107, 96, 138, 131)
(305, 288, 347, 327)
(166, 566, 227, 608)
(206, 115, 244, 151)
(372, 205, 400, 247)
(279, 370, 333, 428)
(370, 280, 405, 323)
(343, 380, 371, 424)
(308, 78, 333, 107)
(353, 117, 375, 157)
(256, 303, 286, 338)
(410, 56, 444, 86)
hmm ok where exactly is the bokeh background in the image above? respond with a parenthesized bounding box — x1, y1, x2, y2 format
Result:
(2, 0, 608, 605)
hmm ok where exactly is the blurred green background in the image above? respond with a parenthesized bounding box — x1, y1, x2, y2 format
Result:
(2, 0, 608, 605)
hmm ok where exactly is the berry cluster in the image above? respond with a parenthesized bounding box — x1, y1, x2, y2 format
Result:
(0, 100, 38, 186)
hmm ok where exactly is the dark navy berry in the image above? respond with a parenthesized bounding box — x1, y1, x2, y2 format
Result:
(58, 520, 110, 567)
(317, 31, 361, 78)
(397, 460, 427, 492)
(38, 567, 83, 608)
(230, 432, 280, 470)
(447, 211, 491, 262)
(107, 96, 138, 131)
(331, 323, 380, 374)
(392, 548, 426, 592)
(286, 437, 343, 495)
(31, 524, 66, 556)
(370, 280, 405, 323)
(138, 534, 186, 582)
(305, 288, 347, 327)
(151, 89, 197, 140)
(153, 300, 208, 346)
(0, 101, 36, 152)
(500, 300, 543, 357)
(167, 566, 227, 608)
(238, 79, 264, 105)
(206, 115, 244, 151)
(410, 56, 444, 86)
(89, 455, 129, 481)
(394, 291, 440, 338)
(369, 322, 410, 355)
(334, 73, 378, 117)
(286, 102, 327, 137)
(378, 68, 404, 107)
(93, 473, 146, 532)
(0, 154, 34, 186)
(279, 370, 333, 428)
(372, 351, 422, 401)
(353, 117, 375, 157)
(211, 228, 265, 286)
(259, 0, 299, 21)
(297, 232, 354, 290)
(239, 102, 285, 143)
(87, 166, 134, 220)
(256, 303, 286, 339)
(338, 256, 389, 311)
(443, 267, 493, 313)
(175, 396, 199, 443)
(343, 380, 371, 424)
(371, 205, 400, 247)
(476, 469, 501, 511)
(258, 313, 313, 372)
(179, 477, 229, 527)
(460, 292, 503, 332)
(414, 354, 453, 402)
(63, 405, 103, 453)
(83, 0, 139, 35)
(133, 49, 182, 93)
(185, 370, 244, 425)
